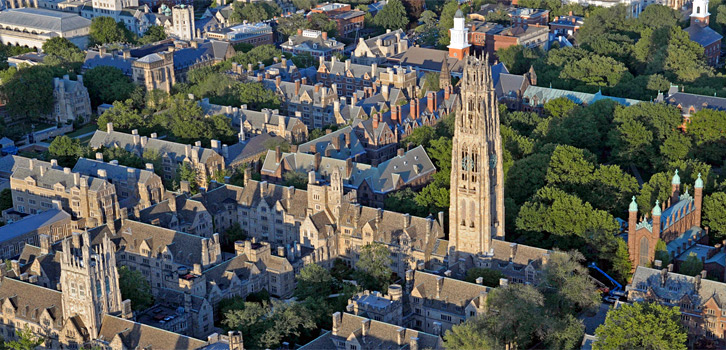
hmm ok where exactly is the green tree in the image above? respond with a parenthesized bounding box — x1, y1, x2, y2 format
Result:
(89, 16, 132, 45)
(276, 13, 310, 38)
(83, 66, 136, 107)
(374, 0, 409, 30)
(703, 192, 726, 240)
(2, 65, 54, 119)
(443, 317, 499, 349)
(384, 187, 428, 217)
(654, 239, 671, 267)
(688, 109, 726, 164)
(464, 268, 505, 287)
(611, 240, 633, 285)
(402, 126, 435, 148)
(308, 12, 338, 37)
(6, 326, 44, 350)
(0, 189, 12, 212)
(48, 135, 82, 168)
(230, 2, 280, 24)
(637, 172, 672, 217)
(482, 283, 545, 349)
(497, 45, 538, 75)
(593, 302, 687, 350)
(539, 251, 600, 316)
(356, 243, 393, 290)
(235, 82, 281, 110)
(292, 0, 316, 10)
(118, 266, 154, 311)
(177, 162, 199, 193)
(224, 223, 247, 247)
(97, 100, 144, 132)
(139, 25, 167, 45)
(679, 252, 704, 276)
(437, 0, 466, 46)
(294, 263, 333, 300)
(42, 37, 84, 72)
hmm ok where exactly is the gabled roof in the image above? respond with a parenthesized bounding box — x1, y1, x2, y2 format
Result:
(686, 24, 723, 47)
(0, 278, 63, 324)
(330, 313, 442, 350)
(523, 86, 642, 107)
(298, 126, 367, 160)
(98, 314, 208, 350)
(629, 266, 726, 309)
(410, 270, 489, 308)
(89, 130, 221, 165)
(0, 209, 70, 241)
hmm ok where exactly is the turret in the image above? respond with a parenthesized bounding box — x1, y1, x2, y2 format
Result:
(671, 170, 681, 204)
(695, 173, 703, 227)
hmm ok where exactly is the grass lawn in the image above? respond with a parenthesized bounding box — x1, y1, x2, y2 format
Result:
(66, 124, 98, 138)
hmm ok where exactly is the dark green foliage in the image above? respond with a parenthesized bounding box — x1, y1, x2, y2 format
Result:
(355, 243, 393, 291)
(83, 66, 136, 107)
(703, 192, 726, 240)
(497, 45, 539, 75)
(374, 0, 409, 30)
(177, 162, 199, 193)
(89, 16, 133, 45)
(282, 171, 308, 190)
(679, 253, 704, 276)
(593, 302, 687, 350)
(118, 266, 154, 311)
(6, 326, 45, 350)
(2, 65, 55, 119)
(464, 268, 505, 287)
(654, 240, 671, 266)
(222, 300, 315, 349)
(223, 223, 247, 251)
(42, 37, 84, 73)
(0, 189, 12, 212)
(294, 263, 333, 300)
(48, 135, 82, 168)
(230, 2, 280, 24)
(139, 25, 167, 45)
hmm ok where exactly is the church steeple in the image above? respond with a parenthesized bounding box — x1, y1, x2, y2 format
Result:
(448, 8, 471, 60)
(448, 55, 505, 264)
(691, 0, 710, 27)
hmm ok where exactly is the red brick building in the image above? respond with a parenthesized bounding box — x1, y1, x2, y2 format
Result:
(310, 3, 365, 37)
(549, 13, 584, 38)
(685, 0, 722, 67)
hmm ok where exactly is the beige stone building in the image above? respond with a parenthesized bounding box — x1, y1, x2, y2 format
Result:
(89, 124, 225, 189)
(346, 285, 404, 325)
(405, 270, 489, 335)
(73, 155, 165, 212)
(131, 50, 175, 92)
(10, 158, 121, 228)
(171, 4, 195, 41)
(0, 208, 75, 260)
(138, 193, 215, 237)
(53, 74, 92, 124)
(352, 29, 409, 65)
(262, 78, 342, 129)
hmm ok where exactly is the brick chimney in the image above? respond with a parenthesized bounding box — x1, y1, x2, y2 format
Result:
(427, 91, 437, 113)
(294, 79, 301, 95)
(373, 113, 379, 129)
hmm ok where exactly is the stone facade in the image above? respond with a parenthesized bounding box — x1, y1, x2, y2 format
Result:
(0, 209, 74, 260)
(132, 50, 176, 92)
(198, 100, 308, 144)
(263, 78, 342, 129)
(53, 74, 92, 124)
(352, 29, 409, 65)
(0, 8, 91, 49)
(171, 4, 195, 40)
(9, 158, 121, 228)
(629, 266, 726, 346)
(73, 156, 165, 212)
(347, 285, 404, 325)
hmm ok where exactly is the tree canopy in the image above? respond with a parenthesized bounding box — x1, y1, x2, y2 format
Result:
(118, 266, 154, 311)
(83, 66, 136, 107)
(89, 16, 133, 45)
(594, 302, 687, 350)
(374, 0, 409, 30)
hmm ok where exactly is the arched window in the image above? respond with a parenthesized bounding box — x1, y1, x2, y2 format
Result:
(460, 200, 466, 226)
(105, 276, 110, 295)
(697, 6, 701, 14)
(639, 236, 650, 266)
(96, 282, 102, 298)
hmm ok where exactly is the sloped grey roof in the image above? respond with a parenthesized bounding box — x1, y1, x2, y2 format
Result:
(98, 314, 208, 350)
(629, 266, 726, 309)
(686, 24, 723, 47)
(664, 91, 726, 114)
(0, 8, 91, 33)
(411, 270, 489, 308)
(261, 145, 435, 194)
(0, 155, 51, 178)
(0, 278, 64, 324)
(0, 209, 70, 240)
(298, 126, 366, 160)
(73, 157, 155, 185)
(225, 134, 285, 167)
(89, 130, 222, 165)
(11, 165, 112, 192)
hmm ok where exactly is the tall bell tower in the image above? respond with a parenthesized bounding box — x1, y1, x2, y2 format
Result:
(448, 55, 505, 266)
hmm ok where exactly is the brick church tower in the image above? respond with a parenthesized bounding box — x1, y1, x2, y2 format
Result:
(448, 55, 505, 266)
(691, 0, 710, 26)
(448, 9, 470, 60)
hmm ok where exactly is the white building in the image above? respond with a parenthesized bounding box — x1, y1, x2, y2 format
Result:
(0, 8, 91, 49)
(171, 4, 195, 40)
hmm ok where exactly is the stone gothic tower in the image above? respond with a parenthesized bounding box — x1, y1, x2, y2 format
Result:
(448, 55, 505, 265)
(60, 231, 123, 338)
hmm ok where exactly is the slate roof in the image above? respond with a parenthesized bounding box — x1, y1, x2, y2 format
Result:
(89, 130, 221, 165)
(489, 240, 551, 269)
(90, 219, 212, 266)
(82, 51, 133, 76)
(686, 24, 723, 47)
(0, 155, 51, 178)
(331, 313, 442, 350)
(261, 145, 435, 194)
(523, 86, 642, 107)
(189, 185, 244, 218)
(225, 134, 286, 167)
(0, 8, 90, 33)
(173, 41, 231, 70)
(661, 91, 726, 115)
(262, 79, 335, 106)
(202, 254, 256, 292)
(628, 266, 726, 309)
(0, 209, 70, 241)
(73, 157, 155, 185)
(298, 126, 367, 160)
(11, 165, 112, 192)
(281, 30, 344, 52)
(358, 29, 406, 56)
(98, 314, 208, 350)
(387, 47, 466, 74)
(138, 195, 207, 230)
(319, 59, 386, 80)
(0, 278, 64, 324)
(410, 270, 489, 308)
